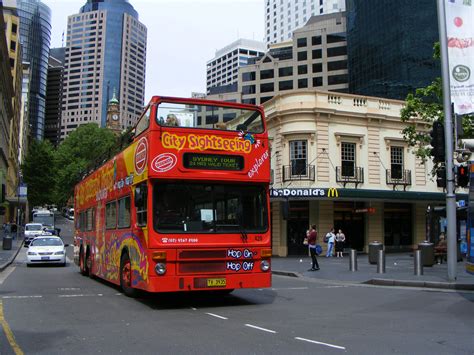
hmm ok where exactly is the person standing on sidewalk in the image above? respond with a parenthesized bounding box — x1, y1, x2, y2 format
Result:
(335, 229, 346, 258)
(325, 228, 336, 257)
(307, 225, 320, 271)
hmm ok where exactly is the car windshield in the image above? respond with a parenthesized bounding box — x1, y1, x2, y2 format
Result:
(153, 182, 268, 233)
(30, 238, 63, 247)
(156, 102, 264, 133)
(26, 225, 42, 231)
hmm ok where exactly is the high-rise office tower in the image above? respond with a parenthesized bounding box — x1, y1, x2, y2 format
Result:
(45, 48, 65, 146)
(346, 0, 440, 100)
(4, 0, 52, 141)
(265, 0, 345, 46)
(61, 0, 147, 139)
(206, 39, 265, 95)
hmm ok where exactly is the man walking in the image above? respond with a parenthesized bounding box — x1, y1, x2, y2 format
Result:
(325, 228, 336, 257)
(307, 225, 320, 271)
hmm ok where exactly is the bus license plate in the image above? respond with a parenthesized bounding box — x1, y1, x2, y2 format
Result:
(207, 278, 226, 287)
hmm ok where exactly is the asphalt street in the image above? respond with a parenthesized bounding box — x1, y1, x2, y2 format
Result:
(0, 217, 473, 354)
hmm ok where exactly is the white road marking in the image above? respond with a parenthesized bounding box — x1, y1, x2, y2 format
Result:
(0, 266, 15, 285)
(58, 294, 101, 298)
(1, 295, 42, 299)
(58, 288, 81, 291)
(295, 337, 346, 350)
(258, 287, 309, 291)
(245, 324, 277, 334)
(191, 307, 197, 311)
(205, 312, 228, 320)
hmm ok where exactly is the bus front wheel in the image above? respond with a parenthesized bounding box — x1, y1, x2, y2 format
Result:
(120, 253, 139, 297)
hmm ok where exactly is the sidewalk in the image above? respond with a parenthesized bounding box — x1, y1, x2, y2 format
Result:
(271, 253, 474, 290)
(0, 229, 24, 272)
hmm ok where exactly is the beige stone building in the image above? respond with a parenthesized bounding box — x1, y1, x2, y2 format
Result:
(264, 90, 467, 256)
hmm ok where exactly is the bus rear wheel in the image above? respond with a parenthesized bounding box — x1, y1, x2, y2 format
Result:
(120, 253, 139, 297)
(79, 249, 88, 276)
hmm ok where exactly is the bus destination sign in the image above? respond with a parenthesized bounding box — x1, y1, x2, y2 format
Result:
(183, 153, 244, 171)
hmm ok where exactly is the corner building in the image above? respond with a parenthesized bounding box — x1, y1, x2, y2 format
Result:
(61, 0, 147, 139)
(265, 90, 467, 256)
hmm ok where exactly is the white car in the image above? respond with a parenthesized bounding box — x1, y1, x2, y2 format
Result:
(24, 223, 45, 246)
(26, 235, 68, 267)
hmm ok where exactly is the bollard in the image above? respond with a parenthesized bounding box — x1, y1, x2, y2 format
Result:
(414, 250, 423, 275)
(377, 249, 385, 273)
(349, 249, 358, 271)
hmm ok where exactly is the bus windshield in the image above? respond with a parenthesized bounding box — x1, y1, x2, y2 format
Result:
(153, 182, 268, 233)
(33, 214, 54, 227)
(156, 102, 264, 133)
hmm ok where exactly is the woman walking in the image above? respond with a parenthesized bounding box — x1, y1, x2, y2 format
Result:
(307, 225, 320, 271)
(335, 229, 346, 258)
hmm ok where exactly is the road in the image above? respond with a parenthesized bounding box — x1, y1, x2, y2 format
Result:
(1, 216, 473, 354)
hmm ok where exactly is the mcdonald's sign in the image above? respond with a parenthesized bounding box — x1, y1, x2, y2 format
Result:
(327, 187, 339, 198)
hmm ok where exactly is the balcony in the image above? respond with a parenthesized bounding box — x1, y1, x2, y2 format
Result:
(282, 165, 315, 182)
(386, 169, 412, 190)
(336, 166, 364, 188)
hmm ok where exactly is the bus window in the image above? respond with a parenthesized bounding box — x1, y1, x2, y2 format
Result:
(106, 201, 117, 229)
(135, 183, 148, 227)
(118, 196, 131, 229)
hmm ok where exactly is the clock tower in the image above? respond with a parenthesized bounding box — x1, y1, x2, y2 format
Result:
(106, 89, 122, 135)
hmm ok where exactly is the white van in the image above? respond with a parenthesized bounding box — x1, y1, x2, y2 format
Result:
(24, 223, 45, 245)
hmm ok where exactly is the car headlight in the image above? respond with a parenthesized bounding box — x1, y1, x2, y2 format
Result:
(260, 260, 270, 272)
(155, 263, 166, 275)
(54, 251, 65, 255)
(27, 252, 37, 255)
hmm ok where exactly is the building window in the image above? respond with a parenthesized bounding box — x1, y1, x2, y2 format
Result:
(10, 41, 16, 51)
(290, 140, 307, 176)
(298, 78, 308, 88)
(279, 67, 293, 77)
(328, 60, 347, 71)
(260, 82, 274, 93)
(297, 65, 308, 75)
(312, 63, 322, 73)
(312, 36, 322, 45)
(297, 51, 307, 61)
(327, 33, 347, 44)
(297, 37, 307, 48)
(328, 74, 348, 85)
(242, 85, 256, 94)
(327, 46, 347, 57)
(312, 49, 322, 59)
(279, 80, 293, 91)
(242, 72, 256, 81)
(260, 69, 274, 79)
(11, 23, 17, 33)
(391, 147, 404, 179)
(313, 77, 323, 87)
(341, 142, 356, 177)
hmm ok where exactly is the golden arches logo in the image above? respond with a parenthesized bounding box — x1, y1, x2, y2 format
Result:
(327, 188, 339, 198)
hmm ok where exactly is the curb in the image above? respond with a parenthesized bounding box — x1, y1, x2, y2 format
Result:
(364, 278, 474, 291)
(272, 270, 299, 278)
(0, 240, 24, 272)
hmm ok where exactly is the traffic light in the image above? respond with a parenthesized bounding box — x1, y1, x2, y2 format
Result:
(457, 164, 469, 187)
(436, 166, 446, 188)
(430, 121, 445, 163)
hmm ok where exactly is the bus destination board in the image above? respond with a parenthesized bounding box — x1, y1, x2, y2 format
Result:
(183, 153, 244, 171)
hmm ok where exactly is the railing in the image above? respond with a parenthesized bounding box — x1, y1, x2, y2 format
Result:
(386, 169, 412, 190)
(282, 165, 315, 182)
(336, 166, 364, 187)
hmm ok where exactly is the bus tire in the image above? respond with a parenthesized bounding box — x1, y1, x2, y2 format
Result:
(120, 253, 139, 297)
(86, 249, 94, 278)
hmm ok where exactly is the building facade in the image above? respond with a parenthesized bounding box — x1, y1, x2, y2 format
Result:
(4, 0, 51, 140)
(346, 0, 440, 100)
(61, 0, 147, 139)
(265, 0, 345, 45)
(45, 48, 65, 146)
(239, 12, 347, 106)
(206, 39, 265, 95)
(265, 90, 467, 256)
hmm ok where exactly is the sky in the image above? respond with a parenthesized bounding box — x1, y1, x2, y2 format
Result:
(42, 0, 264, 102)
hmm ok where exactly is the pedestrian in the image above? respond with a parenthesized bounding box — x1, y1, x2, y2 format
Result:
(307, 224, 320, 271)
(325, 228, 336, 257)
(335, 229, 346, 258)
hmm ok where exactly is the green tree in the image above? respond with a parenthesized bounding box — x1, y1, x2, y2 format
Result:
(54, 123, 118, 205)
(21, 139, 57, 207)
(401, 43, 474, 163)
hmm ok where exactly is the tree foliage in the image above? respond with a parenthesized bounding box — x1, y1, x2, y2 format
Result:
(21, 139, 57, 207)
(401, 43, 474, 163)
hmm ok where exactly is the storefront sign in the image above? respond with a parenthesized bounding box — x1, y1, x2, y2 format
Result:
(270, 188, 338, 198)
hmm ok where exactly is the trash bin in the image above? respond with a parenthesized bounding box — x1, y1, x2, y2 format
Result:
(368, 241, 383, 264)
(2, 235, 13, 250)
(418, 241, 434, 267)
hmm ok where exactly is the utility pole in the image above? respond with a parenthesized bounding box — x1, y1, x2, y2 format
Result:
(437, 0, 457, 281)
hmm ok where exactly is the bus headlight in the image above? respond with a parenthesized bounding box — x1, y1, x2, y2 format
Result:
(155, 263, 166, 275)
(260, 260, 270, 272)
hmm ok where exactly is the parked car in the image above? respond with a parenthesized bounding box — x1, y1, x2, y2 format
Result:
(26, 235, 68, 267)
(24, 223, 44, 246)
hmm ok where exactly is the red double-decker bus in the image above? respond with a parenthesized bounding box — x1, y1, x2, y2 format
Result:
(73, 96, 272, 296)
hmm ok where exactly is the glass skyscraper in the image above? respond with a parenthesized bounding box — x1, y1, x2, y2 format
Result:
(346, 0, 440, 100)
(61, 0, 147, 139)
(11, 0, 52, 140)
